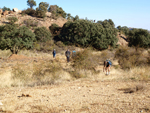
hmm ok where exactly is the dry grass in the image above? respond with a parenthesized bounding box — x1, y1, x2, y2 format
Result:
(0, 49, 150, 113)
(127, 66, 150, 81)
(0, 50, 12, 59)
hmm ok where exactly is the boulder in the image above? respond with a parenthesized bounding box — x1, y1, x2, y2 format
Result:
(18, 10, 22, 13)
(2, 11, 9, 16)
(13, 8, 19, 12)
(46, 12, 51, 17)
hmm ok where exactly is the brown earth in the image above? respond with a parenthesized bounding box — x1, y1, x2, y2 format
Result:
(0, 54, 150, 113)
(0, 12, 67, 29)
(0, 79, 150, 113)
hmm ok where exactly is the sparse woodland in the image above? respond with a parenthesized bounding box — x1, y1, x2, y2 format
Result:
(0, 0, 150, 112)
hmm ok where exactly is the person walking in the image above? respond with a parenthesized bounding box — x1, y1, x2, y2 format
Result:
(52, 49, 56, 58)
(65, 49, 71, 62)
(104, 59, 112, 75)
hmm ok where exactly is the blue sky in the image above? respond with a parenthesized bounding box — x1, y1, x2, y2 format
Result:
(1, 0, 150, 30)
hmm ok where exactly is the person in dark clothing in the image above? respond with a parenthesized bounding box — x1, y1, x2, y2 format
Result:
(65, 49, 71, 62)
(53, 49, 56, 58)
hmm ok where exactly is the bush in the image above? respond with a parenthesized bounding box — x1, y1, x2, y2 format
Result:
(128, 28, 150, 48)
(48, 5, 67, 18)
(59, 19, 118, 50)
(34, 27, 52, 42)
(23, 19, 38, 27)
(35, 2, 49, 18)
(49, 23, 60, 35)
(55, 41, 65, 48)
(33, 40, 54, 52)
(32, 60, 62, 85)
(11, 64, 31, 86)
(0, 25, 35, 54)
(115, 46, 147, 69)
(72, 49, 99, 70)
(7, 17, 18, 25)
(22, 8, 36, 16)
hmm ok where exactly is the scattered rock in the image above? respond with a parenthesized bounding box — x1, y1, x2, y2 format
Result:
(18, 94, 32, 97)
(2, 11, 8, 16)
(13, 8, 19, 12)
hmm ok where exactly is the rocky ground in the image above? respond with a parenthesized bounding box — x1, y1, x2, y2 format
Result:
(0, 79, 150, 113)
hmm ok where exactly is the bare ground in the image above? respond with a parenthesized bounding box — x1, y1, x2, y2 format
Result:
(0, 79, 150, 113)
(0, 54, 150, 113)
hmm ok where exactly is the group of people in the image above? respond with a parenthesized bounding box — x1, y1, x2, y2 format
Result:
(52, 49, 76, 62)
(53, 49, 112, 75)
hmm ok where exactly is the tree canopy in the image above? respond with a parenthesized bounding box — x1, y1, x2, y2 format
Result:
(48, 5, 67, 18)
(36, 2, 49, 18)
(0, 25, 35, 54)
(128, 28, 150, 48)
(34, 27, 52, 42)
(59, 19, 118, 50)
(27, 0, 36, 9)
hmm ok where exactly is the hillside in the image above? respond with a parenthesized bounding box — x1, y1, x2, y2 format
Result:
(116, 33, 128, 46)
(0, 10, 67, 29)
(0, 9, 129, 47)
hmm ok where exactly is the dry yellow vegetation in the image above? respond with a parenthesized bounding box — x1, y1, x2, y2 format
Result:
(0, 50, 150, 113)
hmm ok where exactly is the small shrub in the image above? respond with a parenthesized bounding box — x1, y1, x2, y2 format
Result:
(22, 8, 36, 16)
(32, 60, 62, 85)
(23, 19, 38, 27)
(33, 40, 54, 52)
(11, 64, 31, 85)
(55, 41, 65, 48)
(7, 17, 18, 25)
(70, 70, 86, 79)
(72, 49, 99, 70)
(115, 46, 148, 69)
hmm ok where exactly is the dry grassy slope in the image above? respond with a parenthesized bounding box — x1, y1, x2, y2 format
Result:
(0, 12, 68, 29)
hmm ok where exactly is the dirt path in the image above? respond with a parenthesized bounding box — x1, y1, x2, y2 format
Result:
(0, 79, 150, 113)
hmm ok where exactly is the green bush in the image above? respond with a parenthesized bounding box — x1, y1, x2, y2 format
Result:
(59, 19, 118, 50)
(128, 28, 150, 48)
(24, 19, 38, 27)
(22, 8, 36, 16)
(35, 2, 49, 18)
(49, 23, 60, 35)
(48, 5, 67, 18)
(7, 17, 18, 25)
(0, 24, 35, 54)
(34, 27, 52, 42)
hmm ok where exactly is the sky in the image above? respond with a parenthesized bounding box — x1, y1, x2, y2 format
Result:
(1, 0, 150, 30)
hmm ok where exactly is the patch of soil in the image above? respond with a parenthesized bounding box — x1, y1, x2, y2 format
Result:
(8, 54, 29, 60)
